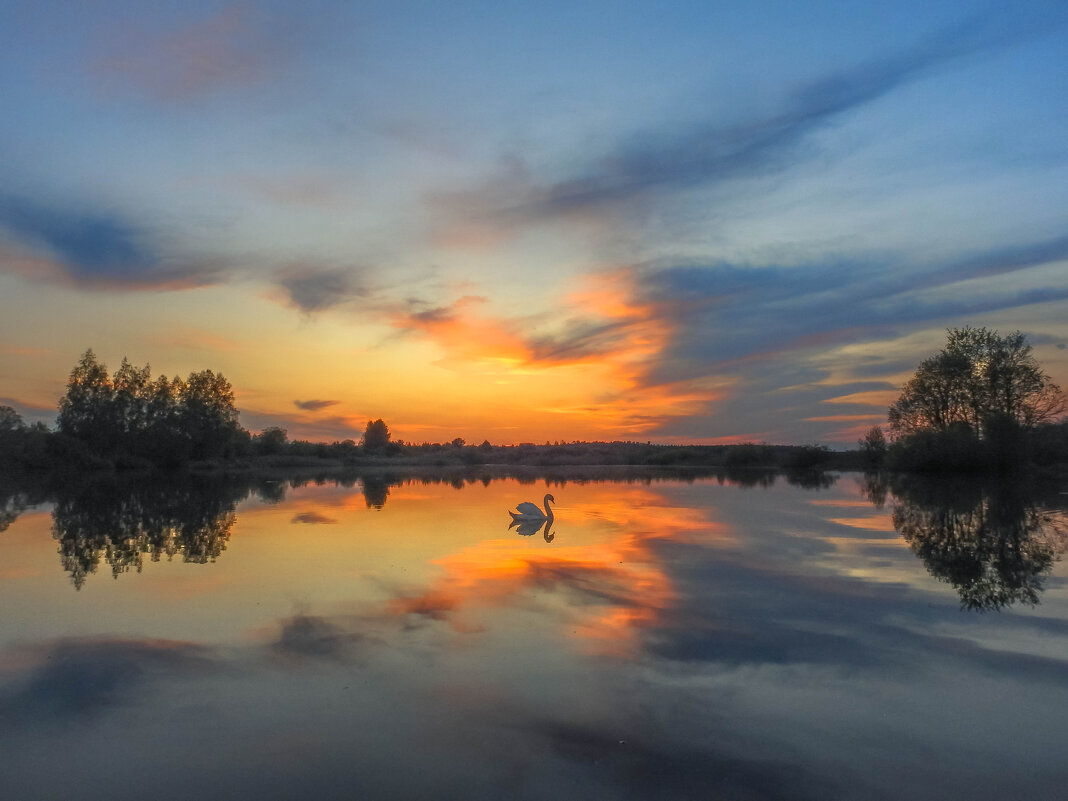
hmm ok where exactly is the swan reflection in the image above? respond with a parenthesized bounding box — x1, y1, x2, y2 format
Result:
(508, 516, 556, 542)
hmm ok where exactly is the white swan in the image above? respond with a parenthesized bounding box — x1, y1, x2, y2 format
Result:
(509, 493, 555, 522)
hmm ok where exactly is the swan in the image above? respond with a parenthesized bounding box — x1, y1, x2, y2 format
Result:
(509, 493, 555, 523)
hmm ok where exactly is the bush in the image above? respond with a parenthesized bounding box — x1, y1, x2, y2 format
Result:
(784, 445, 831, 470)
(725, 443, 776, 468)
(887, 424, 987, 472)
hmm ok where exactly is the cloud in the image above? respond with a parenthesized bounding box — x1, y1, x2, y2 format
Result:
(294, 399, 339, 412)
(496, 229, 1066, 442)
(0, 194, 222, 290)
(386, 222, 1066, 442)
(430, 16, 1035, 239)
(91, 3, 300, 103)
(276, 265, 368, 314)
(625, 232, 1068, 387)
(388, 278, 726, 435)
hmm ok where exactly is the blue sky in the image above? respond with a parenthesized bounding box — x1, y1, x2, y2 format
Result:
(1, 0, 1066, 443)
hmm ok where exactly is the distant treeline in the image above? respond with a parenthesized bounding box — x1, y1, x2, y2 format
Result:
(3, 340, 1067, 474)
(239, 436, 859, 471)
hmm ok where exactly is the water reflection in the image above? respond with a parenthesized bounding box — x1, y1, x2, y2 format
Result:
(3, 468, 1068, 801)
(49, 475, 250, 589)
(361, 474, 390, 509)
(1, 489, 30, 532)
(869, 474, 1068, 611)
(509, 516, 556, 541)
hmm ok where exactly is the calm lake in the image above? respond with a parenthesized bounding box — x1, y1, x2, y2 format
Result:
(1, 468, 1066, 800)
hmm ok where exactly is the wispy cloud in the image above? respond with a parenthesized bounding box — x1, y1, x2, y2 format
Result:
(430, 17, 1037, 240)
(91, 3, 300, 103)
(0, 194, 223, 290)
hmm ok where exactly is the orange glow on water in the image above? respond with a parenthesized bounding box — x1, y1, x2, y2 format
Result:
(371, 482, 729, 653)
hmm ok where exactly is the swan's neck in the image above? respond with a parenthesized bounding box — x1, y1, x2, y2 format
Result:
(544, 497, 554, 517)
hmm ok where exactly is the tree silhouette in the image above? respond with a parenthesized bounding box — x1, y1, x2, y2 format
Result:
(858, 426, 887, 467)
(57, 349, 115, 452)
(55, 350, 246, 464)
(889, 327, 1064, 438)
(362, 419, 390, 454)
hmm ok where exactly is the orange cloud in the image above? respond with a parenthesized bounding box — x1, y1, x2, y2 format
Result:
(389, 269, 727, 438)
(392, 295, 530, 366)
(821, 390, 899, 408)
(803, 414, 885, 422)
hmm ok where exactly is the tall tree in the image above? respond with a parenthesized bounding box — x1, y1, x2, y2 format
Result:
(362, 419, 391, 453)
(889, 327, 1065, 438)
(58, 349, 116, 451)
(178, 369, 241, 459)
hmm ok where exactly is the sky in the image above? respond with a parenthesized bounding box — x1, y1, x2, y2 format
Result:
(1, 0, 1067, 446)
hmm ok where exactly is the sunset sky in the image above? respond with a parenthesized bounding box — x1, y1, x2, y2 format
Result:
(2, 0, 1067, 445)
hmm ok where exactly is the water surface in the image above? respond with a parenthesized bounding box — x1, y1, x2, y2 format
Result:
(1, 469, 1066, 800)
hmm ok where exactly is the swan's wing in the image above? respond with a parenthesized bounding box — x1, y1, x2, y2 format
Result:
(515, 501, 543, 516)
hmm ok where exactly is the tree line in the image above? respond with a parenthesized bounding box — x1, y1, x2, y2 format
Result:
(0, 349, 414, 470)
(2, 332, 1066, 473)
(56, 349, 245, 464)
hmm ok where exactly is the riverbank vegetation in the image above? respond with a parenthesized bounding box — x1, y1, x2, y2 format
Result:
(2, 335, 1066, 475)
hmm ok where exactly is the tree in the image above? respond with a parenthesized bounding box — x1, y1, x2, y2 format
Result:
(57, 349, 116, 452)
(177, 369, 241, 459)
(253, 426, 289, 455)
(361, 419, 390, 453)
(56, 350, 246, 463)
(889, 327, 1065, 439)
(859, 426, 887, 467)
(111, 357, 152, 448)
(0, 405, 23, 433)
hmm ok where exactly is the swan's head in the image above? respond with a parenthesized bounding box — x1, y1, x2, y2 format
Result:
(545, 493, 556, 505)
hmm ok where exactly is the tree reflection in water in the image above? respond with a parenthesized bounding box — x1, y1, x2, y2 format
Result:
(50, 476, 250, 590)
(868, 473, 1068, 611)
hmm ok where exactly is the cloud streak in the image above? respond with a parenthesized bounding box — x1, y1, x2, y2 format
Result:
(0, 194, 223, 290)
(430, 16, 1037, 239)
